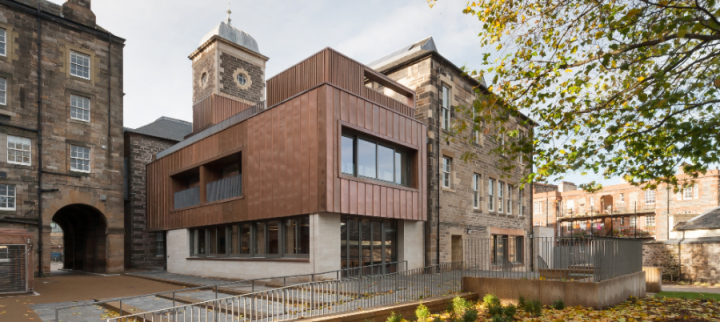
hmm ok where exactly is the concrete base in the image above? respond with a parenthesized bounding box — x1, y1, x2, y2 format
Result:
(463, 271, 646, 309)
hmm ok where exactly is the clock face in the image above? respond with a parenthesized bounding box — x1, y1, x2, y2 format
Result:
(237, 73, 247, 86)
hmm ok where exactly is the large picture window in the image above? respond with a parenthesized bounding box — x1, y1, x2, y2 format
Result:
(341, 133, 412, 187)
(189, 216, 309, 259)
(341, 216, 397, 276)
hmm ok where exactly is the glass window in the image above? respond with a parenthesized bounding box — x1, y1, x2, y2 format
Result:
(7, 136, 31, 165)
(239, 223, 251, 254)
(341, 216, 397, 277)
(0, 77, 6, 105)
(0, 29, 6, 57)
(254, 222, 265, 256)
(155, 233, 165, 257)
(208, 228, 217, 254)
(630, 217, 637, 227)
(498, 182, 504, 213)
(442, 157, 451, 188)
(357, 139, 376, 179)
(441, 85, 450, 130)
(197, 229, 206, 255)
(472, 174, 480, 209)
(341, 135, 355, 175)
(488, 179, 495, 211)
(519, 188, 524, 216)
(285, 219, 297, 255)
(515, 237, 524, 263)
(620, 193, 625, 202)
(507, 185, 513, 214)
(683, 187, 693, 200)
(267, 221, 279, 255)
(70, 51, 91, 79)
(492, 235, 506, 264)
(343, 134, 411, 187)
(377, 145, 394, 182)
(70, 145, 91, 172)
(646, 216, 655, 227)
(70, 94, 91, 122)
(217, 227, 226, 254)
(0, 184, 15, 210)
(645, 190, 656, 204)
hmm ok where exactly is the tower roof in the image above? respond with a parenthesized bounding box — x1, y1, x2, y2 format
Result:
(199, 21, 260, 54)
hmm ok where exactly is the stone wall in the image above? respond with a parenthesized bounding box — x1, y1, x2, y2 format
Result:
(124, 132, 178, 269)
(219, 52, 264, 104)
(381, 56, 532, 265)
(0, 1, 125, 274)
(643, 240, 720, 282)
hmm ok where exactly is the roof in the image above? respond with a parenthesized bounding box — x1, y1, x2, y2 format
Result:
(368, 36, 487, 88)
(200, 21, 260, 54)
(674, 206, 720, 231)
(125, 117, 193, 142)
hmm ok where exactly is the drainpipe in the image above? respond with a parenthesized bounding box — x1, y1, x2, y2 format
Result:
(36, 0, 44, 277)
(435, 63, 441, 266)
(666, 186, 670, 240)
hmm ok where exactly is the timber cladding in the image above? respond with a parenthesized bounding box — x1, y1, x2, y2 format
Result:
(147, 48, 427, 231)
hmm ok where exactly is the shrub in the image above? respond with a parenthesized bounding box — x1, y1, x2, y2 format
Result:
(491, 315, 508, 322)
(386, 312, 402, 322)
(504, 304, 517, 318)
(484, 294, 501, 307)
(415, 303, 430, 322)
(518, 296, 526, 308)
(523, 300, 542, 316)
(431, 317, 442, 322)
(453, 296, 472, 315)
(552, 299, 565, 310)
(462, 308, 479, 322)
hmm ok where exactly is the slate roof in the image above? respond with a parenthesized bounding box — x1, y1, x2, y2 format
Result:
(125, 117, 193, 142)
(674, 206, 720, 231)
(200, 21, 260, 54)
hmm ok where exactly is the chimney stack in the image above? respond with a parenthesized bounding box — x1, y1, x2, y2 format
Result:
(62, 0, 96, 28)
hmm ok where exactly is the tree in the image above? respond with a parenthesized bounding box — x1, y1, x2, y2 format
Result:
(430, 0, 720, 191)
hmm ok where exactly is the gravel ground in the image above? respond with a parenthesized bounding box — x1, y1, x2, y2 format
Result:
(0, 270, 179, 322)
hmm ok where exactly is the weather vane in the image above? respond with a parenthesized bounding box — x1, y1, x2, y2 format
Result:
(226, 2, 232, 26)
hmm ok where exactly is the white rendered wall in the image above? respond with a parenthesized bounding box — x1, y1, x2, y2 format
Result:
(166, 213, 342, 280)
(399, 220, 425, 270)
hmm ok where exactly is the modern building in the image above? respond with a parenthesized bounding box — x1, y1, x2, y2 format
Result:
(0, 0, 125, 278)
(532, 170, 720, 241)
(123, 117, 192, 269)
(145, 18, 428, 279)
(368, 37, 535, 265)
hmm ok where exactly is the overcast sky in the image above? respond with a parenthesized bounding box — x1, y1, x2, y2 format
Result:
(47, 0, 623, 186)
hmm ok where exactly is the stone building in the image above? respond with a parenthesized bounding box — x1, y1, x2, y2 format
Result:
(369, 37, 535, 265)
(123, 117, 192, 269)
(0, 0, 125, 276)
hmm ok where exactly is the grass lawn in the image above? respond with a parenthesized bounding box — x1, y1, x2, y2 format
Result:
(655, 291, 720, 300)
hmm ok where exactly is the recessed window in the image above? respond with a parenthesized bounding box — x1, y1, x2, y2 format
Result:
(0, 77, 6, 105)
(0, 184, 15, 210)
(155, 233, 165, 257)
(342, 133, 412, 187)
(620, 193, 625, 202)
(488, 178, 495, 211)
(70, 94, 90, 122)
(8, 136, 31, 165)
(646, 216, 655, 227)
(70, 51, 91, 79)
(441, 85, 450, 130)
(498, 181, 504, 213)
(70, 145, 90, 173)
(201, 72, 208, 85)
(441, 157, 452, 188)
(507, 185, 513, 214)
(519, 188, 524, 216)
(472, 173, 480, 209)
(237, 73, 247, 86)
(683, 187, 693, 200)
(645, 190, 656, 205)
(0, 29, 6, 57)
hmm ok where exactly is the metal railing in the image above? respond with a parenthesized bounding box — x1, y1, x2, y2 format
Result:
(54, 261, 406, 322)
(173, 187, 200, 209)
(206, 174, 242, 202)
(105, 262, 462, 322)
(464, 237, 642, 283)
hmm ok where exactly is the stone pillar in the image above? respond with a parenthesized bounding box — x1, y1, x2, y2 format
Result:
(106, 231, 124, 273)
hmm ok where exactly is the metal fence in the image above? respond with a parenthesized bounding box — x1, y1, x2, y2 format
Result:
(464, 237, 643, 282)
(55, 261, 406, 322)
(105, 262, 463, 322)
(0, 245, 27, 294)
(206, 174, 242, 203)
(173, 186, 200, 209)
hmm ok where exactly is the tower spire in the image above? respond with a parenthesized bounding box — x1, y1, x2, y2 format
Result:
(226, 2, 232, 26)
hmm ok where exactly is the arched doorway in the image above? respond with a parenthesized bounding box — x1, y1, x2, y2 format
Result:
(51, 204, 108, 273)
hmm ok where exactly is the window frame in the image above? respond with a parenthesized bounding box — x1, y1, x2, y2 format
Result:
(7, 135, 31, 166)
(0, 28, 6, 57)
(0, 184, 16, 211)
(507, 185, 513, 215)
(472, 173, 480, 209)
(488, 178, 495, 211)
(441, 85, 450, 131)
(70, 145, 91, 173)
(69, 51, 91, 80)
(341, 131, 413, 188)
(519, 188, 524, 216)
(497, 181, 504, 213)
(645, 190, 656, 205)
(683, 187, 693, 200)
(70, 94, 91, 122)
(0, 77, 6, 105)
(646, 215, 656, 227)
(442, 157, 451, 188)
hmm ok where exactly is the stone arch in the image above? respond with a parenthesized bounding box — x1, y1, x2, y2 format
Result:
(51, 204, 108, 273)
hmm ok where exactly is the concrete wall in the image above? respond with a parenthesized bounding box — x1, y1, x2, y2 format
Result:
(167, 213, 342, 280)
(399, 220, 425, 270)
(463, 271, 646, 309)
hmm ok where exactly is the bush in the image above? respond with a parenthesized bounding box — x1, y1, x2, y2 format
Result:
(523, 300, 542, 316)
(453, 296, 472, 316)
(518, 296, 526, 308)
(415, 303, 430, 322)
(431, 317, 442, 322)
(504, 304, 517, 318)
(552, 299, 565, 310)
(483, 294, 503, 316)
(462, 308, 479, 322)
(386, 311, 402, 322)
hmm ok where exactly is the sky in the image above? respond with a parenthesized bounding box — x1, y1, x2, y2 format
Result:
(46, 0, 624, 187)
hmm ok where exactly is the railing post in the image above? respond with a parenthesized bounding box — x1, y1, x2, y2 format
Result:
(252, 280, 254, 292)
(119, 300, 122, 317)
(284, 276, 286, 287)
(172, 291, 176, 307)
(54, 308, 59, 322)
(215, 285, 218, 299)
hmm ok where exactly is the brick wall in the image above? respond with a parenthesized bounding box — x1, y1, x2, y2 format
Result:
(381, 56, 533, 264)
(124, 132, 177, 269)
(643, 241, 720, 282)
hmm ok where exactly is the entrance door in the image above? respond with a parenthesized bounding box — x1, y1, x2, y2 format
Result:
(451, 235, 462, 263)
(0, 245, 27, 294)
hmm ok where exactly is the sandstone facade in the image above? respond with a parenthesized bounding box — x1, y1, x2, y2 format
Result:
(0, 0, 125, 275)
